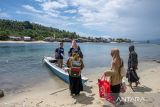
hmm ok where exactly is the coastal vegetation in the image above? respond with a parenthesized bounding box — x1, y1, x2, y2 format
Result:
(0, 19, 131, 43)
(0, 19, 79, 40)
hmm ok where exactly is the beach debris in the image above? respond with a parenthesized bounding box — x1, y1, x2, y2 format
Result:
(50, 88, 69, 95)
(152, 59, 160, 63)
(156, 60, 160, 63)
(0, 90, 4, 98)
(36, 101, 43, 107)
(89, 80, 93, 83)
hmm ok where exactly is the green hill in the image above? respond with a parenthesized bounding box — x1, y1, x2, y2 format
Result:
(0, 19, 79, 40)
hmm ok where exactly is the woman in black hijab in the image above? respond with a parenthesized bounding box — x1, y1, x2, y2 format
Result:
(127, 45, 140, 88)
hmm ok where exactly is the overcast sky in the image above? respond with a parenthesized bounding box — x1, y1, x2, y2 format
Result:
(0, 0, 160, 40)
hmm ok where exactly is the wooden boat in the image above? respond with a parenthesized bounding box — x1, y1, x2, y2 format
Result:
(43, 56, 88, 84)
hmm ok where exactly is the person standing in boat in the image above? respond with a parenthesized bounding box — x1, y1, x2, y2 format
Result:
(55, 42, 64, 68)
(67, 52, 84, 96)
(127, 45, 140, 87)
(68, 40, 83, 59)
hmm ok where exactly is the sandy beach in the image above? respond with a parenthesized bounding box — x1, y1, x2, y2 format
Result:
(0, 61, 160, 107)
(0, 41, 50, 43)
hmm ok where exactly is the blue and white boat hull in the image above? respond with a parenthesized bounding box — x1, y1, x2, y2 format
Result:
(43, 57, 88, 84)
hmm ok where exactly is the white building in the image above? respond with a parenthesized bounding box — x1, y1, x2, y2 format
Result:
(23, 36, 31, 41)
(9, 36, 21, 41)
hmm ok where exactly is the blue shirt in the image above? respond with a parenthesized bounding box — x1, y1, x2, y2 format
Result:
(56, 47, 64, 59)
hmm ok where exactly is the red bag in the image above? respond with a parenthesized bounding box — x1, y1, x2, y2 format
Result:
(71, 67, 81, 72)
(98, 75, 111, 98)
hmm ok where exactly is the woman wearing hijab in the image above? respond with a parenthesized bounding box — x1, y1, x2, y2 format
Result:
(127, 45, 140, 87)
(68, 40, 83, 58)
(104, 48, 124, 105)
(67, 52, 84, 96)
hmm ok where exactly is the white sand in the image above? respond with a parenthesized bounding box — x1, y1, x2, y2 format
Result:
(0, 41, 50, 43)
(0, 62, 160, 107)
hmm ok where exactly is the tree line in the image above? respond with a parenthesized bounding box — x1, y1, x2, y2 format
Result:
(0, 19, 79, 40)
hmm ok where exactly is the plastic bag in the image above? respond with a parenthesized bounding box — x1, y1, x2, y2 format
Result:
(120, 79, 127, 93)
(98, 75, 111, 98)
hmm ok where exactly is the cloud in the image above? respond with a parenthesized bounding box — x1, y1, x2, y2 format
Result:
(74, 0, 134, 25)
(40, 0, 67, 10)
(22, 5, 43, 13)
(12, 0, 160, 39)
(64, 9, 77, 14)
(0, 12, 9, 17)
(65, 0, 160, 39)
(0, 9, 10, 18)
(46, 11, 58, 17)
(34, 0, 46, 2)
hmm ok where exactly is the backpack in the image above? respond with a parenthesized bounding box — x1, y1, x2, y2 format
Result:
(69, 59, 81, 77)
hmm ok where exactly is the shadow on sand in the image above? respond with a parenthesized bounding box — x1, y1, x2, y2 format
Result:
(132, 85, 152, 92)
(72, 93, 95, 105)
(83, 85, 93, 93)
(72, 85, 95, 105)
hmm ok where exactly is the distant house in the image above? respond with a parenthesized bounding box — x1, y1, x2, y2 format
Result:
(9, 36, 22, 41)
(77, 38, 88, 42)
(44, 37, 55, 42)
(23, 36, 31, 41)
(63, 38, 72, 42)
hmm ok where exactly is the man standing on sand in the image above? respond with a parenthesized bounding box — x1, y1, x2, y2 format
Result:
(127, 45, 140, 88)
(55, 42, 64, 68)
